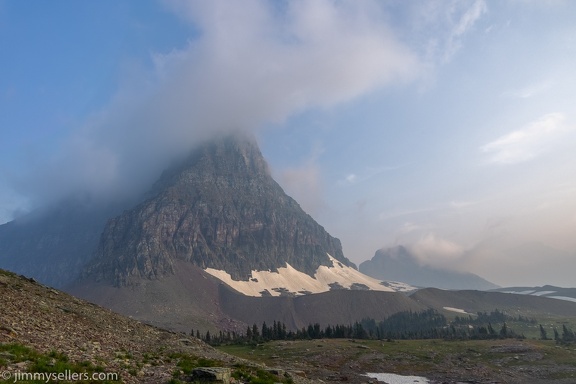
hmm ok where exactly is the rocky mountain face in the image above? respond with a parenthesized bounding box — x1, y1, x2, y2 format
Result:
(83, 133, 351, 287)
(359, 246, 499, 291)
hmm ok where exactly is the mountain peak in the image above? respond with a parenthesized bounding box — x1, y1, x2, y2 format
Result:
(146, 132, 267, 197)
(359, 246, 499, 290)
(83, 133, 352, 286)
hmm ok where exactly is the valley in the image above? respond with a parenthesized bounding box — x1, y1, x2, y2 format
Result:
(3, 267, 576, 384)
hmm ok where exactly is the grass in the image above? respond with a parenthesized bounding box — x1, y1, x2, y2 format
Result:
(232, 364, 293, 384)
(217, 337, 576, 381)
(0, 343, 118, 383)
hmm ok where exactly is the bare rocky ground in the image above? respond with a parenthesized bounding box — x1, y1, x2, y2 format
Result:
(0, 270, 231, 383)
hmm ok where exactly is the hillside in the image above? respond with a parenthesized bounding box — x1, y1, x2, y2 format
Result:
(492, 285, 576, 303)
(72, 261, 410, 333)
(411, 287, 576, 318)
(0, 269, 233, 383)
(0, 269, 317, 384)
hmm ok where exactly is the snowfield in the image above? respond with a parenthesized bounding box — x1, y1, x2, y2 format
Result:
(205, 254, 394, 297)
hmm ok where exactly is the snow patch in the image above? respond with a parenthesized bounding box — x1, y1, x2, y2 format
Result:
(548, 296, 576, 303)
(443, 307, 471, 315)
(364, 372, 429, 384)
(380, 280, 418, 292)
(506, 290, 536, 295)
(205, 254, 394, 297)
(531, 290, 557, 296)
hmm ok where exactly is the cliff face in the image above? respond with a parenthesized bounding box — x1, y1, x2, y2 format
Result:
(84, 133, 351, 286)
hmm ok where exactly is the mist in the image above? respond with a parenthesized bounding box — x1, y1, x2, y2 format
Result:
(6, 0, 419, 215)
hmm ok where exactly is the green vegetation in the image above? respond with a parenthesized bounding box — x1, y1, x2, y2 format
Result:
(0, 343, 117, 383)
(167, 355, 291, 384)
(232, 364, 293, 384)
(170, 353, 222, 375)
(0, 269, 17, 277)
(218, 338, 576, 382)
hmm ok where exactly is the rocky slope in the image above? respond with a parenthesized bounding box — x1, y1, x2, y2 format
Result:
(359, 246, 499, 290)
(83, 133, 351, 287)
(0, 269, 241, 383)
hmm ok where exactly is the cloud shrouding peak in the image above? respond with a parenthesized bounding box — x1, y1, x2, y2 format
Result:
(14, 0, 421, 209)
(481, 113, 573, 164)
(408, 233, 465, 270)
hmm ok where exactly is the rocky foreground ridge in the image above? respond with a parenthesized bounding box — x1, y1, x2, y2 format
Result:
(0, 269, 316, 384)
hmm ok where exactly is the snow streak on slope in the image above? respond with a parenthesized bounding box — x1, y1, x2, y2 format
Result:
(205, 254, 394, 297)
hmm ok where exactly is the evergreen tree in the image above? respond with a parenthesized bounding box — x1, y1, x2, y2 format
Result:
(252, 324, 260, 339)
(562, 324, 575, 342)
(487, 322, 496, 337)
(539, 325, 548, 340)
(554, 328, 560, 342)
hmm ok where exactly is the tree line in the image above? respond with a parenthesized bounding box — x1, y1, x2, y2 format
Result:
(540, 323, 576, 345)
(190, 309, 543, 346)
(453, 309, 536, 325)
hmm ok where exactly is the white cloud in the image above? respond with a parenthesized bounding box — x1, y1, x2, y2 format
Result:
(502, 80, 553, 99)
(338, 164, 405, 186)
(408, 0, 487, 64)
(481, 113, 573, 164)
(13, 0, 422, 210)
(444, 0, 487, 62)
(408, 233, 464, 268)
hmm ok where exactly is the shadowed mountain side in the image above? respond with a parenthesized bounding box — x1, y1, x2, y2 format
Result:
(219, 288, 428, 330)
(411, 288, 576, 317)
(69, 260, 245, 333)
(0, 199, 128, 288)
(71, 260, 425, 333)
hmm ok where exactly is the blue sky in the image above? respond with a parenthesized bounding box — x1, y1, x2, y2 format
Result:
(1, 0, 576, 286)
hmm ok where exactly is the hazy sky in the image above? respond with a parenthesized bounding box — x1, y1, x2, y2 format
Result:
(1, 1, 576, 287)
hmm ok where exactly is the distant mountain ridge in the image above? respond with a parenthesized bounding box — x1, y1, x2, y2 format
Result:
(359, 245, 499, 291)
